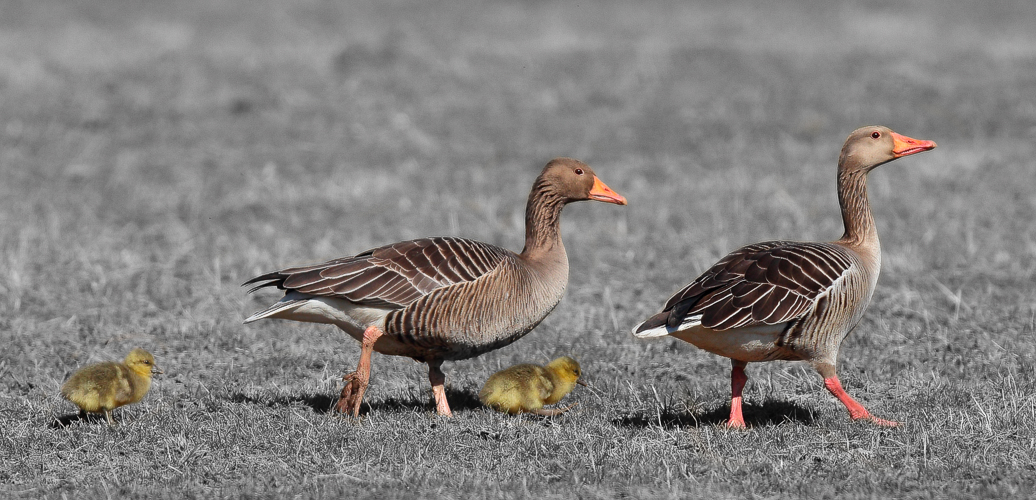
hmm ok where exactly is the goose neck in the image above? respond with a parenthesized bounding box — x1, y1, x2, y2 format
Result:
(837, 170, 878, 248)
(520, 179, 567, 258)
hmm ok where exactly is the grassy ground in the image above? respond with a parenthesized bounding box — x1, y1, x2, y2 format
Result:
(2, 0, 1036, 497)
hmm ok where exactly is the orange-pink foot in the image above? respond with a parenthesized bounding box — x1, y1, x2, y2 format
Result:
(335, 371, 365, 416)
(428, 361, 453, 417)
(824, 376, 899, 427)
(855, 414, 900, 427)
(727, 361, 748, 429)
(334, 325, 382, 416)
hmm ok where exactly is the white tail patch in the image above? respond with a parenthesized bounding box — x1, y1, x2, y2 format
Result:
(631, 314, 703, 338)
(243, 298, 307, 324)
(243, 292, 391, 341)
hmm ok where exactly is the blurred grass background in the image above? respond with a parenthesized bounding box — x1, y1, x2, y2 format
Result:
(1, 0, 1035, 497)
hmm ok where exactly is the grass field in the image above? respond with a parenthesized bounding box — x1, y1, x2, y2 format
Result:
(3, 0, 1036, 497)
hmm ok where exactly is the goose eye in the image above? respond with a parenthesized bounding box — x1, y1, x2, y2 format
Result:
(871, 131, 881, 139)
(574, 168, 584, 175)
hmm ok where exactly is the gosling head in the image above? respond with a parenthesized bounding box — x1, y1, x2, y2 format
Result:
(124, 348, 162, 378)
(546, 356, 583, 385)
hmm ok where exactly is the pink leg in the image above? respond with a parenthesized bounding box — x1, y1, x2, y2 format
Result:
(727, 360, 748, 429)
(823, 376, 898, 426)
(428, 360, 453, 417)
(335, 325, 383, 416)
(815, 362, 898, 427)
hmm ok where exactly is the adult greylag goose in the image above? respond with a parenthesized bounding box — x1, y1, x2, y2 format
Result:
(244, 158, 626, 417)
(632, 126, 936, 428)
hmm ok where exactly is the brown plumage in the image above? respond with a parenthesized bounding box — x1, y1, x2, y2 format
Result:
(60, 348, 161, 425)
(479, 356, 584, 416)
(633, 126, 936, 428)
(244, 158, 626, 417)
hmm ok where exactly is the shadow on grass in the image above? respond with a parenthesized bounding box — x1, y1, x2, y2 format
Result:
(51, 412, 111, 428)
(228, 392, 337, 413)
(369, 387, 484, 414)
(227, 387, 485, 415)
(614, 400, 817, 429)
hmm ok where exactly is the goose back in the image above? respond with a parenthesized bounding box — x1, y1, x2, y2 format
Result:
(245, 236, 509, 309)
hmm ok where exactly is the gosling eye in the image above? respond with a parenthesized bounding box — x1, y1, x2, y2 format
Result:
(871, 131, 881, 139)
(574, 168, 584, 175)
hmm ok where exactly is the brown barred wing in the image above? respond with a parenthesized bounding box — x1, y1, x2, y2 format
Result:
(243, 237, 510, 309)
(659, 241, 856, 331)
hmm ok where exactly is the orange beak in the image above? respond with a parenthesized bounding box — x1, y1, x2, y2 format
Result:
(891, 132, 937, 158)
(588, 176, 628, 205)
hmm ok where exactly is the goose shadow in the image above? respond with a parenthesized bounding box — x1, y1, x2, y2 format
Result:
(227, 387, 485, 415)
(51, 412, 112, 428)
(614, 399, 817, 429)
(367, 387, 484, 414)
(227, 392, 337, 413)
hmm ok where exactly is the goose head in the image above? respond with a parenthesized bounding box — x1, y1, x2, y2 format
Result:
(838, 126, 937, 174)
(539, 158, 627, 205)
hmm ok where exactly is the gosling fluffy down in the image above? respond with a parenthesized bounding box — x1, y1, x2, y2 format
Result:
(61, 348, 161, 425)
(479, 356, 583, 416)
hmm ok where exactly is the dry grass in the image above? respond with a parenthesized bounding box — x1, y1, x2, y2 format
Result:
(2, 0, 1036, 497)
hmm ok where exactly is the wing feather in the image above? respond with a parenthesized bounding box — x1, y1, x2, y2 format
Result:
(641, 241, 856, 333)
(243, 236, 511, 309)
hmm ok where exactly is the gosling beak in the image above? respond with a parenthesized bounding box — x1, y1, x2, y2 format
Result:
(588, 176, 628, 205)
(577, 379, 588, 387)
(152, 366, 164, 375)
(891, 132, 937, 158)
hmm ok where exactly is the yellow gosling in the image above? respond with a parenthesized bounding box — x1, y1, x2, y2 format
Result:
(60, 348, 161, 425)
(479, 356, 584, 416)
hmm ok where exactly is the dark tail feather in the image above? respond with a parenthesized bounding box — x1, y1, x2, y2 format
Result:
(242, 271, 288, 293)
(668, 297, 697, 328)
